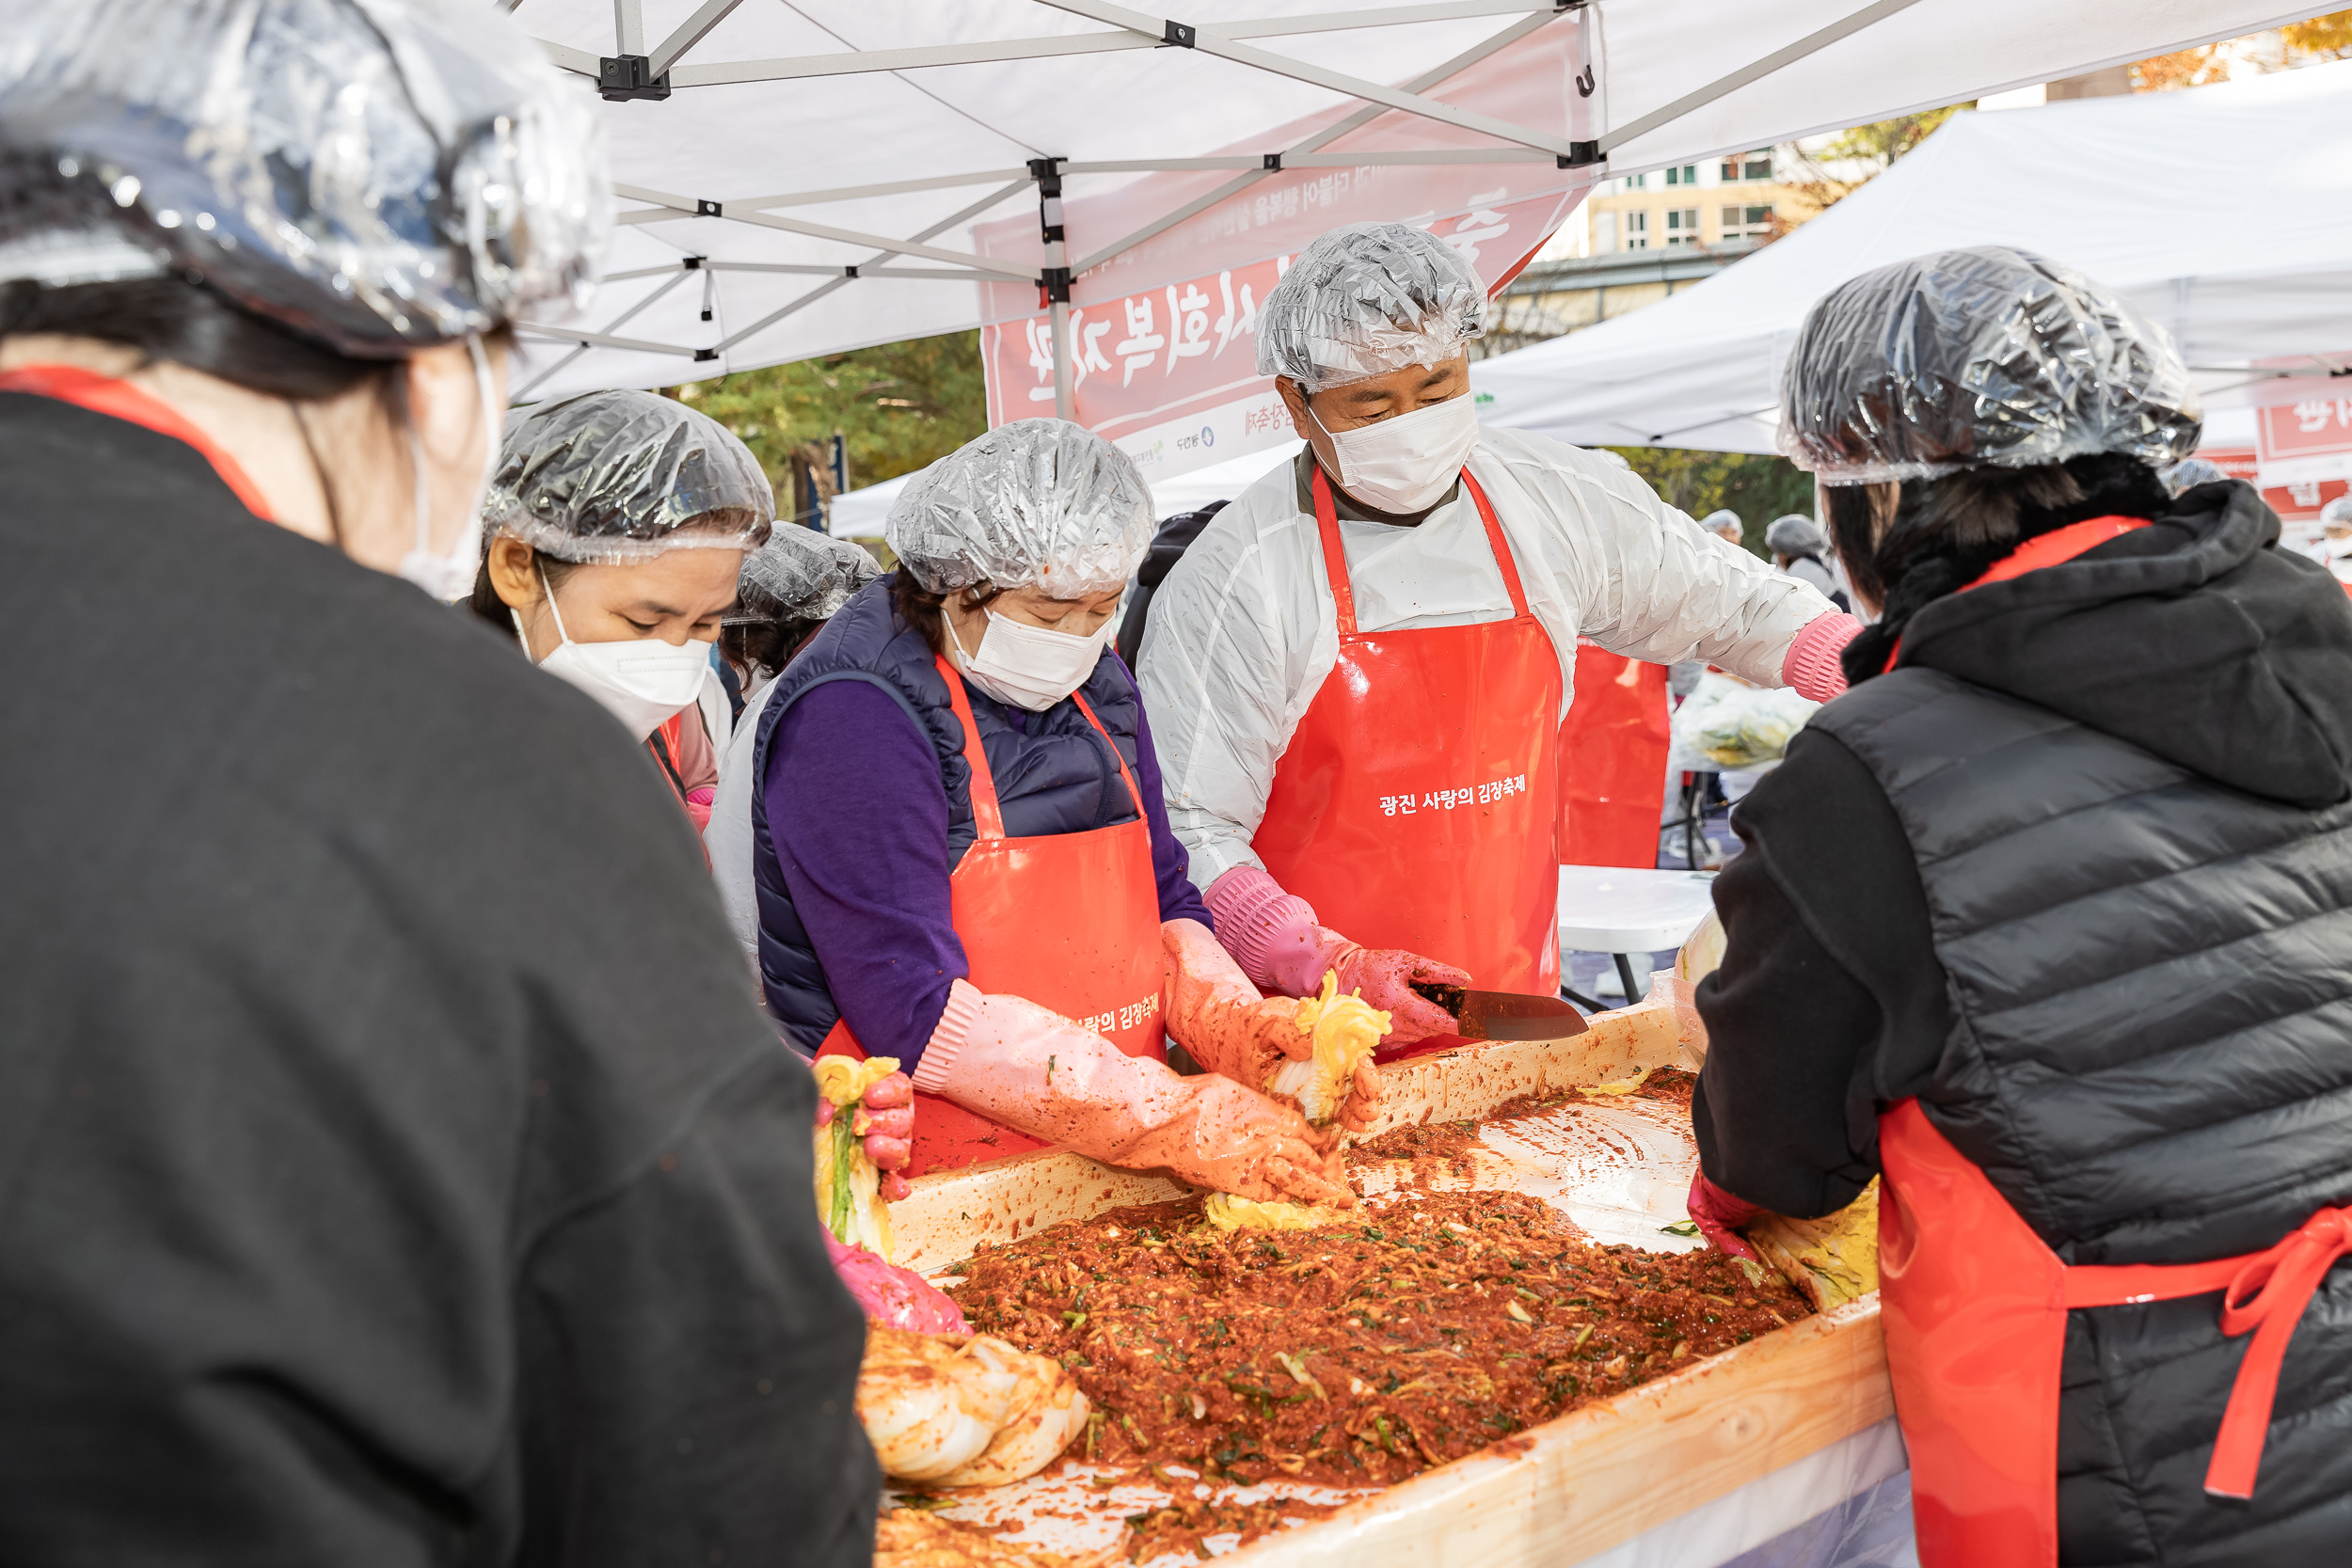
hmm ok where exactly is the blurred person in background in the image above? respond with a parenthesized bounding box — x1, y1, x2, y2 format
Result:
(470, 388, 771, 830)
(1701, 507, 1747, 548)
(1692, 245, 2352, 1567)
(755, 419, 1368, 1200)
(707, 526, 879, 966)
(1765, 512, 1851, 610)
(0, 3, 874, 1562)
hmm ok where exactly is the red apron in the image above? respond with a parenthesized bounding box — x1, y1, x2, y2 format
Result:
(1251, 467, 1564, 995)
(1877, 515, 2352, 1563)
(1555, 643, 1670, 868)
(815, 656, 1168, 1177)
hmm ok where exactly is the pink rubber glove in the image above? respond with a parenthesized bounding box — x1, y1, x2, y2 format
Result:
(826, 1236, 971, 1335)
(1688, 1171, 1762, 1263)
(1162, 918, 1382, 1133)
(818, 1070, 915, 1201)
(914, 980, 1352, 1206)
(1205, 865, 1470, 1046)
(1782, 611, 1861, 702)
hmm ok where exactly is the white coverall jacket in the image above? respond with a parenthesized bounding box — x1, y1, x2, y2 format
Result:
(1136, 424, 1836, 894)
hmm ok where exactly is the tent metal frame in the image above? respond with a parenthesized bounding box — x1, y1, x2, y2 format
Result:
(507, 0, 2268, 408)
(511, 0, 1922, 402)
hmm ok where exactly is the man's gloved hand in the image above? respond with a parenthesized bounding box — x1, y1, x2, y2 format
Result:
(914, 980, 1353, 1207)
(1204, 866, 1470, 1047)
(1313, 939, 1470, 1048)
(1162, 918, 1382, 1133)
(1688, 1170, 1762, 1262)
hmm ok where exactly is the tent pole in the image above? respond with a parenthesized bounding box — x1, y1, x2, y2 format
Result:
(1051, 288, 1074, 422)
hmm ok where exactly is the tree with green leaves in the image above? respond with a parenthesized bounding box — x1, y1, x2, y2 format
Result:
(667, 331, 986, 527)
(1606, 448, 1817, 558)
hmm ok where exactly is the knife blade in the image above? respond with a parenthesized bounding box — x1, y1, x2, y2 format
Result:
(1454, 990, 1589, 1041)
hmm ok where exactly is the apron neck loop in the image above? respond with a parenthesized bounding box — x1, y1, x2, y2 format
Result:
(1308, 464, 1531, 637)
(933, 655, 1140, 838)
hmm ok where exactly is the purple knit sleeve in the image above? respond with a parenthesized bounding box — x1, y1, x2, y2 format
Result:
(1128, 676, 1213, 931)
(766, 680, 964, 1071)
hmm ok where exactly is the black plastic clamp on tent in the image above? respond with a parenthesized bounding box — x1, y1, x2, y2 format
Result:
(597, 54, 671, 102)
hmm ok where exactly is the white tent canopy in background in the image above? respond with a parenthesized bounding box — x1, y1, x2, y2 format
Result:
(1470, 59, 2352, 460)
(507, 0, 2316, 439)
(826, 439, 1305, 538)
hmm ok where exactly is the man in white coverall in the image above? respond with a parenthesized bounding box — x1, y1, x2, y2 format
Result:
(1137, 222, 1861, 1044)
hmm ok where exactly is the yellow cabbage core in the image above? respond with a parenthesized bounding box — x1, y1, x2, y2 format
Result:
(813, 1054, 901, 1260)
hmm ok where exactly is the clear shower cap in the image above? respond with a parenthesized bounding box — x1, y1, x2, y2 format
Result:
(1255, 221, 1487, 393)
(485, 390, 774, 565)
(0, 0, 606, 356)
(1764, 515, 1829, 556)
(1779, 245, 2201, 485)
(885, 419, 1152, 596)
(2322, 496, 2352, 530)
(1700, 508, 1744, 536)
(727, 528, 878, 626)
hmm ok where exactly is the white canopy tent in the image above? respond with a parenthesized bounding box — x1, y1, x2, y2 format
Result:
(824, 437, 1305, 538)
(507, 0, 2319, 451)
(1470, 58, 2352, 460)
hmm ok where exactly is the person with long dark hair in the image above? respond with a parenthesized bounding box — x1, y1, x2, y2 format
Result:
(1688, 245, 2352, 1566)
(0, 3, 874, 1561)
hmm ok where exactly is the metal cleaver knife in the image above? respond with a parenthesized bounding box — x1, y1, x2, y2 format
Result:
(1413, 984, 1590, 1041)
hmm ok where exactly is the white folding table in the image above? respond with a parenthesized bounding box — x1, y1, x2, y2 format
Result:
(1558, 865, 1721, 1009)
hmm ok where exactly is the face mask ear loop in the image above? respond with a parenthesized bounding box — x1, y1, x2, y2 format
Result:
(537, 560, 574, 648)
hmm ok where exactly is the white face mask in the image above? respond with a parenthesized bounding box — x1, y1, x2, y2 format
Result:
(519, 565, 712, 740)
(1310, 389, 1479, 515)
(398, 334, 501, 600)
(947, 607, 1112, 713)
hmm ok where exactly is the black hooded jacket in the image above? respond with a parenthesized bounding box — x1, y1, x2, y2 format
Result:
(1692, 479, 2352, 1563)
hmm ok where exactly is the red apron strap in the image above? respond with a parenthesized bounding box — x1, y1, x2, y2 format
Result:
(0, 363, 275, 517)
(1070, 689, 1146, 817)
(1310, 462, 1530, 635)
(933, 654, 1006, 841)
(1308, 466, 1359, 637)
(1461, 472, 1533, 619)
(1881, 515, 2153, 674)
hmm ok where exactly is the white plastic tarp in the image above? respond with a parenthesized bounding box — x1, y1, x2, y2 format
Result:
(509, 0, 2316, 492)
(1469, 59, 2352, 463)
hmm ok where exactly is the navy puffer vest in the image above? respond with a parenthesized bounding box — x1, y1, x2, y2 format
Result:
(1809, 669, 2352, 1562)
(750, 576, 1145, 1054)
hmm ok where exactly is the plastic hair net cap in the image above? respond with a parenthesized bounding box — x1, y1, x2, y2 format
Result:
(728, 528, 878, 626)
(0, 0, 606, 356)
(1701, 509, 1744, 536)
(2322, 495, 2352, 530)
(885, 419, 1152, 597)
(1255, 221, 1487, 393)
(1779, 245, 2201, 485)
(1765, 515, 1830, 556)
(485, 390, 774, 565)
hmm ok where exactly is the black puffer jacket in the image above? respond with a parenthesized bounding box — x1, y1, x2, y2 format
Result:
(1692, 479, 2352, 1565)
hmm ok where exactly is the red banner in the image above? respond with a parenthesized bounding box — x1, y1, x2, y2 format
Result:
(977, 24, 1593, 492)
(2200, 447, 2346, 531)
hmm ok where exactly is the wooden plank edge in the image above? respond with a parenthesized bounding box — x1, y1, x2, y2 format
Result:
(1218, 1295, 1892, 1568)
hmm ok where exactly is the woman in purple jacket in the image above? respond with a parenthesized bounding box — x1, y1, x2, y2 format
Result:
(750, 420, 1376, 1203)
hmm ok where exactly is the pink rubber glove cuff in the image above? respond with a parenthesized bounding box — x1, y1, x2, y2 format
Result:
(1204, 864, 1325, 994)
(1782, 611, 1861, 703)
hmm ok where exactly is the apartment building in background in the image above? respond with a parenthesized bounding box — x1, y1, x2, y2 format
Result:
(1583, 147, 1787, 254)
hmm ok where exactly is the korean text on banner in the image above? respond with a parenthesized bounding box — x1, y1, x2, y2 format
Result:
(977, 20, 1595, 493)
